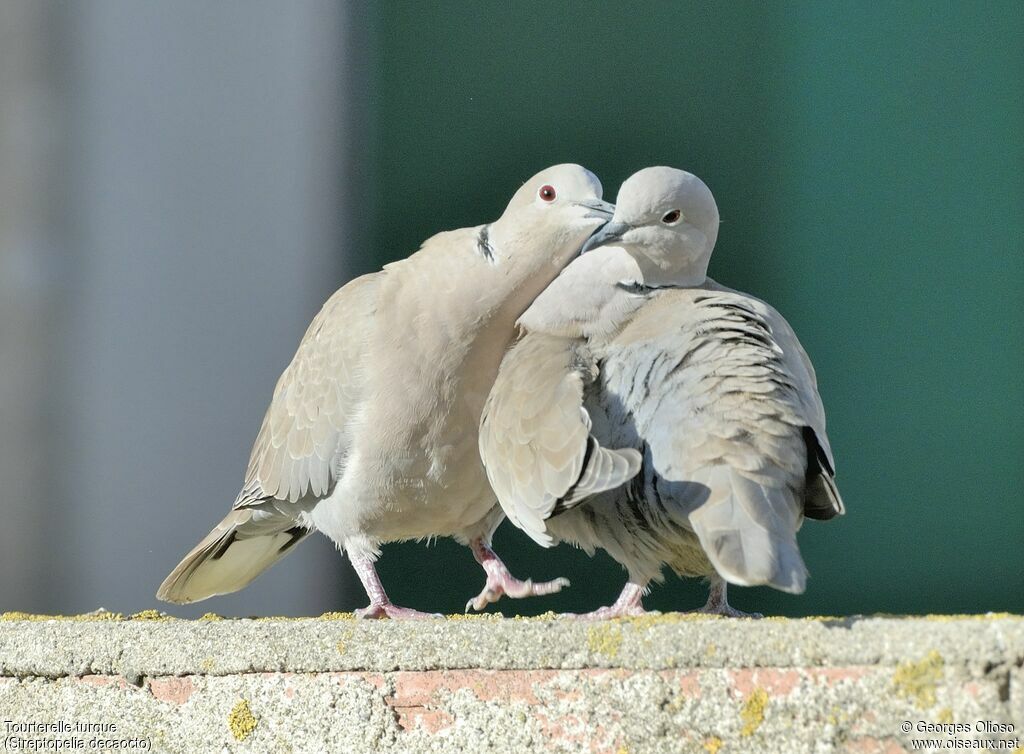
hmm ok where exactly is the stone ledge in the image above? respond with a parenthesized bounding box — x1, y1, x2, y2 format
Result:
(1, 614, 1022, 753)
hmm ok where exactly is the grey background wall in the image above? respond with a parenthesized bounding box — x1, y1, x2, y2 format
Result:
(0, 0, 369, 617)
(1, 2, 1021, 618)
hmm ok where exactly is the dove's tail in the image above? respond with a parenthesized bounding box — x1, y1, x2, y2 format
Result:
(157, 507, 310, 604)
(688, 466, 808, 594)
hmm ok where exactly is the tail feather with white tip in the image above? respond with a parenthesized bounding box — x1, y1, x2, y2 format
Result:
(157, 506, 309, 604)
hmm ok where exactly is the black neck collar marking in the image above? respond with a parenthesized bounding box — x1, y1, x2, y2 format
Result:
(615, 280, 685, 295)
(476, 225, 495, 262)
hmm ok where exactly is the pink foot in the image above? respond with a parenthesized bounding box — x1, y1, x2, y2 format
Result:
(690, 603, 762, 619)
(349, 554, 441, 619)
(687, 578, 762, 619)
(565, 581, 652, 620)
(465, 572, 570, 612)
(571, 603, 651, 620)
(465, 539, 569, 612)
(355, 602, 442, 620)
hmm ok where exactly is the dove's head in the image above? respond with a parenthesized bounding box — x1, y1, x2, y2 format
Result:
(582, 166, 719, 287)
(489, 164, 613, 272)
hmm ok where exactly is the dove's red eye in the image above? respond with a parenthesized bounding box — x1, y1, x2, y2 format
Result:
(538, 185, 556, 202)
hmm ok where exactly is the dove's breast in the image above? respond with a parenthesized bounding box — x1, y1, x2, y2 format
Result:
(314, 234, 529, 543)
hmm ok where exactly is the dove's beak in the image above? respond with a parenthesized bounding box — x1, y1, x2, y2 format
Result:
(576, 199, 615, 221)
(580, 220, 630, 254)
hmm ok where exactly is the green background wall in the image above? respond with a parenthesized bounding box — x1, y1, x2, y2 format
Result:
(362, 2, 1024, 617)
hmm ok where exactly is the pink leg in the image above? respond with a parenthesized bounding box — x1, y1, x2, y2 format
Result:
(569, 581, 650, 620)
(464, 538, 570, 612)
(350, 554, 441, 620)
(689, 577, 762, 619)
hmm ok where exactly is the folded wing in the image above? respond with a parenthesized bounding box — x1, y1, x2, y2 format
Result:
(479, 332, 641, 546)
(157, 275, 378, 603)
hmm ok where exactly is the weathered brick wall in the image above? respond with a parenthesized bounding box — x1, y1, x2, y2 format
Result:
(1, 613, 1021, 753)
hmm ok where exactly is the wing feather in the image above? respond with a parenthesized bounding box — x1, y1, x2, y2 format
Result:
(479, 333, 641, 546)
(703, 281, 845, 519)
(235, 274, 378, 508)
(600, 283, 842, 588)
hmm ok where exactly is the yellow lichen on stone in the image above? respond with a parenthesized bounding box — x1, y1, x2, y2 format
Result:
(826, 704, 845, 726)
(447, 612, 503, 621)
(704, 736, 724, 754)
(936, 708, 953, 724)
(200, 657, 216, 673)
(0, 612, 43, 621)
(0, 609, 125, 622)
(513, 611, 559, 621)
(130, 609, 169, 621)
(893, 650, 944, 709)
(228, 699, 258, 741)
(586, 623, 623, 658)
(318, 611, 355, 620)
(666, 694, 683, 713)
(740, 687, 769, 736)
(199, 612, 224, 621)
(335, 626, 355, 655)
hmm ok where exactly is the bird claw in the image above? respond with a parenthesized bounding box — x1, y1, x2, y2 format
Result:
(355, 603, 443, 620)
(465, 575, 570, 613)
(691, 579, 763, 618)
(565, 605, 657, 620)
(690, 604, 762, 619)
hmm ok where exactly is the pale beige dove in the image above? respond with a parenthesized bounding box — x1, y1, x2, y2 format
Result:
(158, 164, 613, 617)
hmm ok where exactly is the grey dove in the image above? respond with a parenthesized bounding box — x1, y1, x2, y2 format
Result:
(479, 166, 844, 618)
(158, 164, 613, 618)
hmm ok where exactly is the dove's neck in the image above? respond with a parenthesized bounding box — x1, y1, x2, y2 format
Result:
(379, 224, 573, 444)
(517, 246, 653, 342)
(626, 245, 710, 289)
(636, 266, 708, 289)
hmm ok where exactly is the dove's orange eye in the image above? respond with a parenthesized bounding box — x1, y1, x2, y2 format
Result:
(538, 185, 556, 202)
(662, 209, 682, 224)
